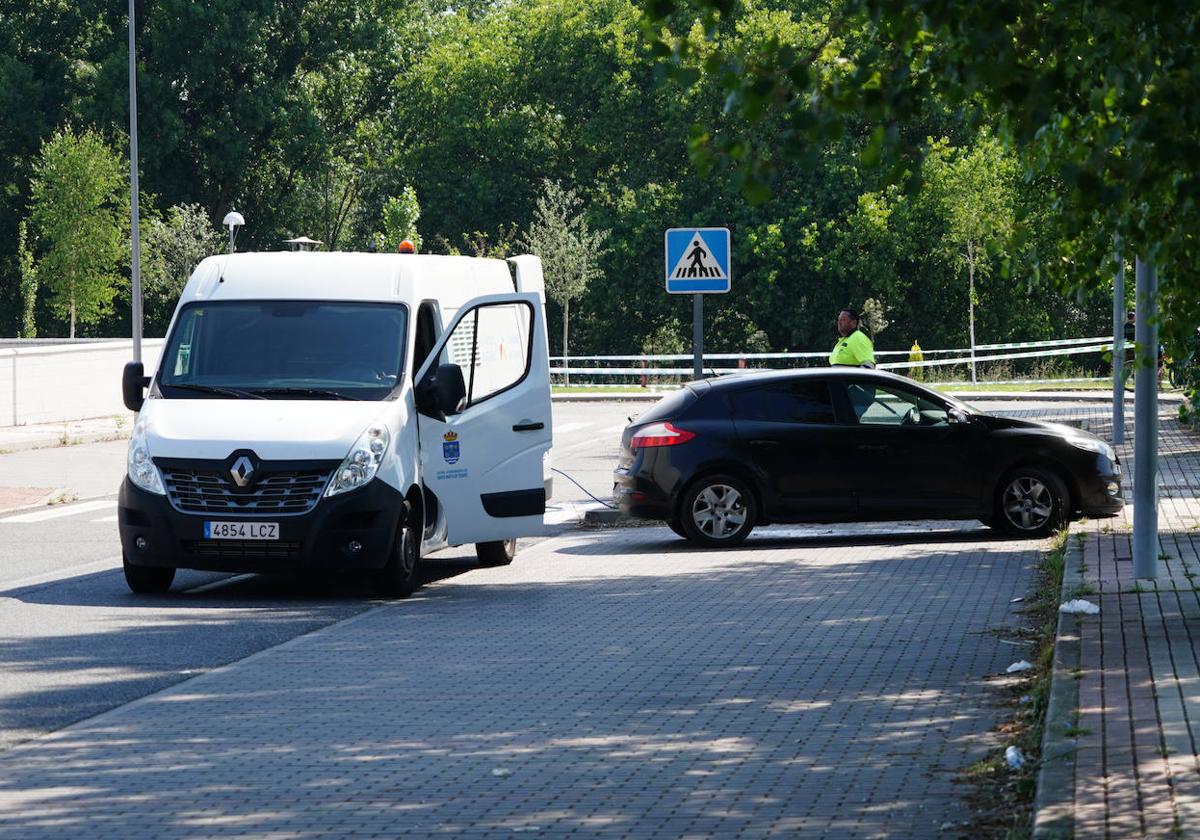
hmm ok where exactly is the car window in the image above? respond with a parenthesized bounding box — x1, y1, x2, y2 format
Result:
(411, 301, 440, 377)
(731, 381, 835, 424)
(438, 300, 533, 410)
(844, 382, 949, 427)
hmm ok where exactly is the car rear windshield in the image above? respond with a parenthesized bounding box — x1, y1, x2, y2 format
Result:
(158, 300, 408, 401)
(635, 386, 700, 424)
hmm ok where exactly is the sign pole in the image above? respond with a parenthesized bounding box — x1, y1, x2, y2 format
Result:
(665, 227, 730, 384)
(1112, 251, 1125, 445)
(1132, 255, 1158, 580)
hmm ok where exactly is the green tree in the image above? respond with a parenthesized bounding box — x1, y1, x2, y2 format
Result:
(641, 0, 1200, 353)
(141, 203, 222, 335)
(923, 135, 1017, 382)
(28, 127, 127, 337)
(15, 221, 37, 338)
(376, 186, 423, 252)
(523, 180, 609, 383)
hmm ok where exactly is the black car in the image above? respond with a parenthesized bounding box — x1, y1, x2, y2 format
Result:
(614, 369, 1123, 546)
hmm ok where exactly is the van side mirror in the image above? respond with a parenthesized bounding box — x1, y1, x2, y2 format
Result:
(122, 361, 150, 412)
(948, 407, 971, 426)
(416, 363, 467, 419)
(434, 363, 467, 416)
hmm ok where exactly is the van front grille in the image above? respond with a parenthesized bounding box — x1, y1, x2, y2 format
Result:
(158, 460, 338, 517)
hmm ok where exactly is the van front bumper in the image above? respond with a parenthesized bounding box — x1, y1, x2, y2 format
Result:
(119, 478, 405, 574)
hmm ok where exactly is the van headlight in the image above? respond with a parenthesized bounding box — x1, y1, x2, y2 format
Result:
(127, 423, 165, 495)
(326, 423, 390, 497)
(1070, 436, 1116, 462)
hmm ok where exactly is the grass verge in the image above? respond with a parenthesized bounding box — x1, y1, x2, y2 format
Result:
(961, 527, 1069, 838)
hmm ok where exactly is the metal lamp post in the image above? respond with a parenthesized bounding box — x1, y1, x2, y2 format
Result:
(128, 0, 142, 363)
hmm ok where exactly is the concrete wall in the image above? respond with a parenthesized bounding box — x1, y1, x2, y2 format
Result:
(0, 340, 164, 427)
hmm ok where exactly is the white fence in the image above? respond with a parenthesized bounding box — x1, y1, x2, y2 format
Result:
(0, 340, 163, 427)
(550, 336, 1115, 384)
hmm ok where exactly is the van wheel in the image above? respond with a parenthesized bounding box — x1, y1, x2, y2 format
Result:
(476, 538, 516, 567)
(123, 554, 175, 594)
(995, 467, 1068, 538)
(376, 522, 420, 597)
(679, 474, 757, 547)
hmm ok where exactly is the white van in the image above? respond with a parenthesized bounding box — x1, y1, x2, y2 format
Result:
(119, 251, 553, 596)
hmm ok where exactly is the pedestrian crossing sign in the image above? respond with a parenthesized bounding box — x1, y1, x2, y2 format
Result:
(665, 228, 731, 294)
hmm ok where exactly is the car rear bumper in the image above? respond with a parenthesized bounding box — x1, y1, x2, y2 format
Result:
(119, 478, 404, 573)
(613, 466, 674, 520)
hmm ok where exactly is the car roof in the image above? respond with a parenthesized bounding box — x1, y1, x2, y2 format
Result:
(179, 251, 513, 306)
(700, 367, 917, 392)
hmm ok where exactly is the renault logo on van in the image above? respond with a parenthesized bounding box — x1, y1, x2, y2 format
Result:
(230, 456, 256, 488)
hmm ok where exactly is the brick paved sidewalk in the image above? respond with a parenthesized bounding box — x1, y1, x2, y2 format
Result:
(1036, 411, 1200, 838)
(0, 522, 1041, 838)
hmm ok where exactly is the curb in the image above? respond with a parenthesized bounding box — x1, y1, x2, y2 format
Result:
(0, 490, 116, 518)
(1033, 533, 1087, 839)
(582, 507, 625, 525)
(0, 429, 129, 455)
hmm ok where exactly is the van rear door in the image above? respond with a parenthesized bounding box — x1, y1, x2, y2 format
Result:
(414, 292, 552, 544)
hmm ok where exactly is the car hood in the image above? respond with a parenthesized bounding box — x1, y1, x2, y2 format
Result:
(138, 397, 389, 461)
(977, 413, 1110, 445)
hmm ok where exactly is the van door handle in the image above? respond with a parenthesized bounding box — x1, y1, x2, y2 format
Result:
(513, 421, 545, 432)
(856, 443, 887, 453)
(749, 439, 780, 447)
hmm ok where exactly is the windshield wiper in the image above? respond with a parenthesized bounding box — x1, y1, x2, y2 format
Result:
(247, 387, 355, 401)
(163, 383, 267, 399)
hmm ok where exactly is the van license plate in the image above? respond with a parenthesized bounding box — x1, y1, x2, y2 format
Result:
(204, 521, 279, 540)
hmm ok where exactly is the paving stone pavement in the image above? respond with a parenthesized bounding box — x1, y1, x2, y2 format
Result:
(0, 522, 1043, 838)
(1036, 410, 1200, 838)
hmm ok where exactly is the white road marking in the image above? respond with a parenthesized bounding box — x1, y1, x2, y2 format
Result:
(91, 515, 119, 523)
(0, 500, 116, 524)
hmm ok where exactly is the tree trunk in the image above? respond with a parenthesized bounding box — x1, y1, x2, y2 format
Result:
(562, 298, 570, 387)
(967, 242, 977, 385)
(70, 299, 76, 339)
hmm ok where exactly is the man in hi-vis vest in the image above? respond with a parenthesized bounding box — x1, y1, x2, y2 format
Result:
(829, 308, 875, 368)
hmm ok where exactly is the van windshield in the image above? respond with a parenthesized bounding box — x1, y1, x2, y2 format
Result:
(158, 301, 408, 401)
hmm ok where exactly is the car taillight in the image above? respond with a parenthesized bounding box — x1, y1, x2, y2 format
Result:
(630, 422, 696, 450)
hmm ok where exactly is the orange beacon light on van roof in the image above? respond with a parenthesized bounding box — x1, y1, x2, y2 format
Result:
(397, 240, 416, 254)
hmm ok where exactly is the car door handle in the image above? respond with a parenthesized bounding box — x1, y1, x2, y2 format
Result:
(513, 421, 545, 432)
(749, 439, 780, 447)
(857, 443, 887, 453)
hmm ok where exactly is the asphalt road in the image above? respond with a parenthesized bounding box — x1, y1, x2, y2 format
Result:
(0, 398, 1107, 754)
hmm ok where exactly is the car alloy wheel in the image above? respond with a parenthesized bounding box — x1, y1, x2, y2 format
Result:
(996, 468, 1067, 537)
(681, 474, 756, 547)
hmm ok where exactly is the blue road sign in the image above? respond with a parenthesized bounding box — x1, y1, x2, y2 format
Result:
(665, 228, 731, 294)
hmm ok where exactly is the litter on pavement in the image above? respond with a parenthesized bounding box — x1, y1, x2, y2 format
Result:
(1059, 599, 1101, 615)
(1006, 660, 1034, 673)
(1005, 746, 1026, 769)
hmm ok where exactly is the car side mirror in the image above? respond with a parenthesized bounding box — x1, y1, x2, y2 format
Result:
(948, 408, 971, 426)
(122, 361, 150, 412)
(435, 363, 467, 415)
(416, 363, 467, 419)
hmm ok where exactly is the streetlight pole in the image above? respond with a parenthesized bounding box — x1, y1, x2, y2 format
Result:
(128, 0, 142, 364)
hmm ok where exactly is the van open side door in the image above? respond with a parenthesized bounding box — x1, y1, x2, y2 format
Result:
(413, 292, 552, 545)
